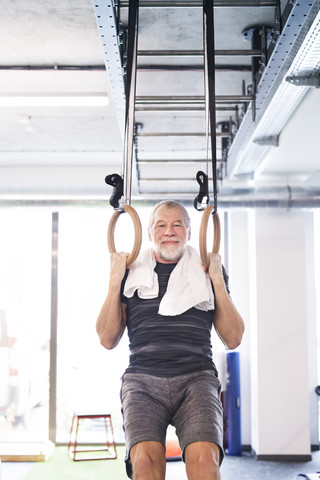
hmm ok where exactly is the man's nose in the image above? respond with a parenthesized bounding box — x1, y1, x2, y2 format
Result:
(164, 225, 175, 235)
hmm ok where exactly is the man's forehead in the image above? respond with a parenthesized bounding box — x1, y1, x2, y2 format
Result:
(154, 206, 185, 221)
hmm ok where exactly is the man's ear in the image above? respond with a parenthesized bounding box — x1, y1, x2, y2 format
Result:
(188, 228, 191, 241)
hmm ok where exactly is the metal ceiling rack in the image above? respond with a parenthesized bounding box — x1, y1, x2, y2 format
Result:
(227, 0, 320, 179)
(120, 0, 280, 199)
(118, 0, 222, 206)
(92, 0, 286, 199)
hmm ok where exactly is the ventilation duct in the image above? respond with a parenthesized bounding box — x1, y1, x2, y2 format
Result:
(217, 186, 320, 209)
(1, 187, 319, 209)
(226, 1, 320, 180)
(129, 186, 320, 209)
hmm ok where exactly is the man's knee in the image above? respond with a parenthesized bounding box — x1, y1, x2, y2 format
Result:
(130, 441, 166, 479)
(185, 442, 221, 478)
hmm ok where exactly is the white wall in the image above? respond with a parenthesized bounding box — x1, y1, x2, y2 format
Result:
(228, 208, 318, 456)
(228, 210, 254, 447)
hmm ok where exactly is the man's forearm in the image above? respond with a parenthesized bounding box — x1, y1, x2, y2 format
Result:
(96, 285, 126, 349)
(207, 253, 244, 350)
(96, 252, 128, 349)
(212, 277, 244, 350)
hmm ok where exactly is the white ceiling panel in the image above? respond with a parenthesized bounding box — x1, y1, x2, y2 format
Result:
(0, 0, 319, 202)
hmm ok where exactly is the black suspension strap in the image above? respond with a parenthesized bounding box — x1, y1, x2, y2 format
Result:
(194, 0, 218, 214)
(106, 0, 142, 266)
(194, 170, 210, 210)
(105, 173, 124, 210)
(203, 0, 218, 214)
(198, 0, 221, 265)
(123, 0, 139, 207)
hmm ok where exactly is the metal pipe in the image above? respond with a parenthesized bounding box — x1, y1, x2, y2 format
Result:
(137, 49, 263, 57)
(139, 177, 215, 181)
(137, 64, 252, 72)
(136, 187, 320, 209)
(137, 158, 226, 163)
(136, 95, 253, 103)
(1, 187, 320, 209)
(0, 62, 252, 72)
(135, 105, 238, 111)
(120, 0, 277, 7)
(217, 187, 320, 209)
(0, 65, 106, 71)
(136, 131, 231, 137)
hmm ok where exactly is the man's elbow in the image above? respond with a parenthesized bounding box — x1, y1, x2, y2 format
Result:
(96, 322, 119, 350)
(226, 337, 242, 350)
(96, 326, 121, 350)
(99, 335, 119, 350)
(225, 326, 245, 350)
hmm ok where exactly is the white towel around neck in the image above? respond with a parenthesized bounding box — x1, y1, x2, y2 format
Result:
(123, 245, 215, 316)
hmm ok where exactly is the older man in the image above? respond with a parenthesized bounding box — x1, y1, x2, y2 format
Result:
(96, 200, 244, 480)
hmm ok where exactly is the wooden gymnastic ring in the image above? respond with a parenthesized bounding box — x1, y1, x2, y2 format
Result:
(199, 206, 220, 268)
(107, 205, 142, 266)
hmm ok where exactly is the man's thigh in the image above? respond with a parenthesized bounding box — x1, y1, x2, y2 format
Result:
(121, 373, 171, 448)
(121, 374, 171, 478)
(171, 370, 224, 463)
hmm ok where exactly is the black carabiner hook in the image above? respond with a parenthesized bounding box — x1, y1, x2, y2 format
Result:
(105, 173, 124, 210)
(194, 170, 210, 211)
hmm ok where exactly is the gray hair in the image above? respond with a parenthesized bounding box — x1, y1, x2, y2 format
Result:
(148, 200, 191, 233)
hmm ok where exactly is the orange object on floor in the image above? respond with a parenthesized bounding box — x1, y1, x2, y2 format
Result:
(68, 412, 117, 461)
(165, 439, 182, 460)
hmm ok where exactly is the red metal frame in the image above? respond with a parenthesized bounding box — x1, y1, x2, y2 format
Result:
(68, 413, 117, 461)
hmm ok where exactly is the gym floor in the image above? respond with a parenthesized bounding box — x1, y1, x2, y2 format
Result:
(2, 450, 319, 480)
(166, 450, 320, 480)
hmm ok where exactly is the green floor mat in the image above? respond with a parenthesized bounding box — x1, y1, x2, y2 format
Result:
(24, 446, 128, 480)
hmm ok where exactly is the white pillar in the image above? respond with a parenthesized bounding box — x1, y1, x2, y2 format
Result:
(251, 209, 316, 460)
(228, 210, 254, 448)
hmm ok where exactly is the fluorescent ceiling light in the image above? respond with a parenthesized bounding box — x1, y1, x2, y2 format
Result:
(0, 94, 109, 107)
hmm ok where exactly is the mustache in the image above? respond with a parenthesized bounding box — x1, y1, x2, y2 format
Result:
(160, 238, 180, 244)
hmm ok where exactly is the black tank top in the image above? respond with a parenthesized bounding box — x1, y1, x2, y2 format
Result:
(121, 262, 229, 377)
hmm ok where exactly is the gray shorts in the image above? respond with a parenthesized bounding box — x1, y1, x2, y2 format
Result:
(120, 370, 224, 478)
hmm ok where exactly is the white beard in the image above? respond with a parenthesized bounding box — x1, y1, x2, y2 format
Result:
(155, 240, 186, 262)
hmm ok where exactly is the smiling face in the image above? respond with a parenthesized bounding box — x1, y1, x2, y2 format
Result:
(148, 204, 191, 263)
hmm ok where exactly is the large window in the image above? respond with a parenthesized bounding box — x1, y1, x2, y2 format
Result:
(56, 207, 132, 443)
(314, 210, 320, 442)
(0, 208, 51, 442)
(0, 204, 225, 444)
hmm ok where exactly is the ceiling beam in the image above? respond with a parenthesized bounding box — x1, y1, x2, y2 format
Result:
(226, 0, 320, 180)
(120, 1, 277, 7)
(92, 1, 125, 134)
(137, 49, 263, 57)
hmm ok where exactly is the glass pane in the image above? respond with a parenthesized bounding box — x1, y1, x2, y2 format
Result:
(314, 210, 320, 442)
(0, 208, 51, 442)
(56, 208, 131, 443)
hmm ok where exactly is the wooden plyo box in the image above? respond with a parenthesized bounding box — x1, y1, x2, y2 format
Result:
(0, 442, 54, 462)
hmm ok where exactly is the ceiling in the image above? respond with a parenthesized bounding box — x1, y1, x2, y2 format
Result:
(0, 0, 319, 206)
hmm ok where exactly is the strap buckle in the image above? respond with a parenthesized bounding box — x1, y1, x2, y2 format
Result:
(105, 173, 124, 210)
(194, 170, 210, 211)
